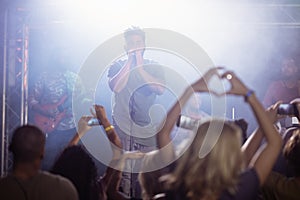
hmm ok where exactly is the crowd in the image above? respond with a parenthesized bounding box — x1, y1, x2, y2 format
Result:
(1, 26, 300, 200)
(1, 67, 300, 199)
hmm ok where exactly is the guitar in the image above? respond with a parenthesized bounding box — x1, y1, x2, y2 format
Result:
(33, 95, 68, 133)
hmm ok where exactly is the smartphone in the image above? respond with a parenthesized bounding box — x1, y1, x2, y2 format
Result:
(87, 118, 101, 126)
(277, 104, 298, 116)
(176, 115, 199, 130)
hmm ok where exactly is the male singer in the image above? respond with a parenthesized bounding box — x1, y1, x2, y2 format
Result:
(107, 26, 165, 198)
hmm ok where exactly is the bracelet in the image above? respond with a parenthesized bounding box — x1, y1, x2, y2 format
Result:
(244, 90, 254, 102)
(104, 125, 114, 132)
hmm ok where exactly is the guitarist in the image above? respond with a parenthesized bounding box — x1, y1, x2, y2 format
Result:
(29, 49, 90, 171)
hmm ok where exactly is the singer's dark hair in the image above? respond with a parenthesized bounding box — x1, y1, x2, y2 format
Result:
(124, 26, 145, 41)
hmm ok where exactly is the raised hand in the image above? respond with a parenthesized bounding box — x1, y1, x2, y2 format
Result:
(135, 49, 144, 59)
(77, 115, 93, 136)
(266, 101, 284, 124)
(191, 67, 222, 94)
(68, 115, 93, 146)
(93, 104, 123, 153)
(114, 151, 145, 171)
(93, 105, 109, 124)
(122, 151, 145, 160)
(127, 51, 136, 63)
(220, 71, 249, 96)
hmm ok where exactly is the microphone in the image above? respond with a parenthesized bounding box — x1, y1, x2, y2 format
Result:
(87, 118, 101, 126)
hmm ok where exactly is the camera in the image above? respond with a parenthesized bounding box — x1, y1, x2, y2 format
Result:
(87, 118, 101, 126)
(277, 104, 299, 116)
(176, 115, 199, 130)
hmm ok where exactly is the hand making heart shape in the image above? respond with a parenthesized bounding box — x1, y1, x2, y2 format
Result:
(219, 70, 249, 97)
(192, 67, 250, 97)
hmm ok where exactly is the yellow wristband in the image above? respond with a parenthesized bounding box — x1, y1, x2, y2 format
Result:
(104, 125, 114, 132)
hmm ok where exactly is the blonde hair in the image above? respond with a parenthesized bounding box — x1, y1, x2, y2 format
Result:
(139, 151, 169, 200)
(170, 119, 245, 200)
(139, 169, 164, 200)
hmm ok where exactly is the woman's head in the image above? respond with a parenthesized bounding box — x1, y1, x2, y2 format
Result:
(172, 119, 244, 199)
(284, 128, 300, 176)
(51, 145, 99, 200)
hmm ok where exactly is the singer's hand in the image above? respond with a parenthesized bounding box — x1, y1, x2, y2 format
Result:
(135, 48, 144, 64)
(128, 51, 136, 63)
(135, 49, 143, 58)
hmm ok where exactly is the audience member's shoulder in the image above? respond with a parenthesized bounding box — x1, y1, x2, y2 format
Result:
(39, 170, 73, 186)
(39, 170, 64, 180)
(264, 171, 298, 189)
(0, 175, 22, 199)
(0, 174, 14, 187)
(38, 171, 79, 199)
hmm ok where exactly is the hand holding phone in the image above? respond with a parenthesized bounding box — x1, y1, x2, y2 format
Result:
(277, 104, 299, 116)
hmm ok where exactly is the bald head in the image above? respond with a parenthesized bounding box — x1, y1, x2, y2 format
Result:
(9, 125, 46, 163)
